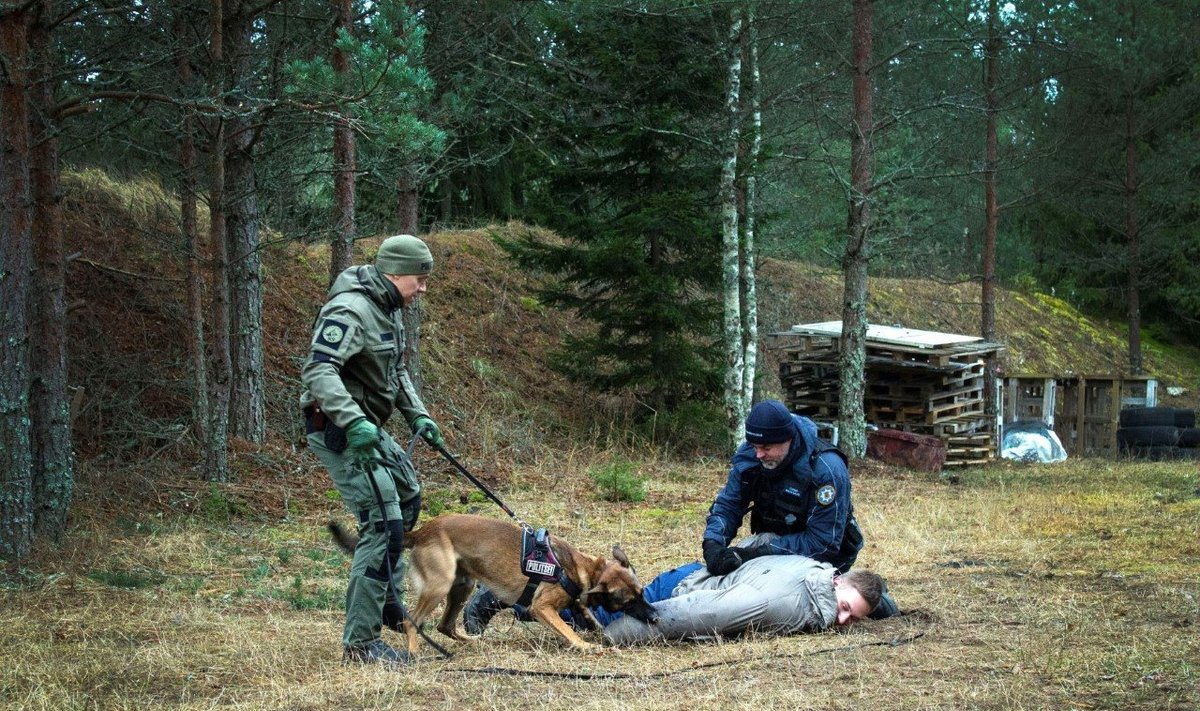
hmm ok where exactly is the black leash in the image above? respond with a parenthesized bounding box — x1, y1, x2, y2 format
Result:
(443, 629, 928, 680)
(429, 440, 534, 532)
(362, 433, 454, 660)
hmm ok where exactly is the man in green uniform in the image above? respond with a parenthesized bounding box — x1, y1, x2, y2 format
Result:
(301, 234, 444, 667)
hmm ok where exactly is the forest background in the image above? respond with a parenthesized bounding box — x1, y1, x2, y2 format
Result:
(5, 0, 1200, 556)
(3, 2, 1200, 708)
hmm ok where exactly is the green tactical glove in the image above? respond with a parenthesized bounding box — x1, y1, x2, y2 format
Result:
(412, 415, 444, 449)
(346, 418, 379, 464)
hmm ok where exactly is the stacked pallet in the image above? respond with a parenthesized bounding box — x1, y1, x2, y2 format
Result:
(771, 322, 1005, 468)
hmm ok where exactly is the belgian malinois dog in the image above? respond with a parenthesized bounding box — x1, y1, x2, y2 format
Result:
(329, 513, 658, 653)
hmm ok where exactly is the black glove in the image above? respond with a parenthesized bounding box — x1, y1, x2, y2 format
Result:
(703, 540, 744, 576)
(702, 539, 724, 571)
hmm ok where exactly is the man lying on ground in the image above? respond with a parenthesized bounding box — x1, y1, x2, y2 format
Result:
(464, 551, 884, 645)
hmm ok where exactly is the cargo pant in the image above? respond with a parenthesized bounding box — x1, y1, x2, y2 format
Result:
(308, 427, 422, 648)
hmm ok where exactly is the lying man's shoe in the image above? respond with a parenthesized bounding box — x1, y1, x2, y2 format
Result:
(463, 585, 509, 635)
(342, 639, 412, 667)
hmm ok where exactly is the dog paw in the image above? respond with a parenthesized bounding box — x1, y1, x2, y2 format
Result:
(439, 625, 473, 642)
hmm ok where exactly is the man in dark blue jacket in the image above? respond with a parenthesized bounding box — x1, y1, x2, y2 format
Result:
(703, 400, 898, 617)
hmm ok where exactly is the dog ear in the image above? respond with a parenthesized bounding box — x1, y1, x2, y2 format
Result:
(585, 582, 607, 596)
(611, 545, 632, 569)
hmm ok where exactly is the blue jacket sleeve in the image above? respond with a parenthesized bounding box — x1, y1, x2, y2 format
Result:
(703, 447, 755, 545)
(759, 451, 852, 563)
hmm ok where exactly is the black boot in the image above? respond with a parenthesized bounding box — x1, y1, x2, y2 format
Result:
(463, 585, 509, 635)
(342, 639, 412, 667)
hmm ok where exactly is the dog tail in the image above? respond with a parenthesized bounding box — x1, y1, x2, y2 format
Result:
(327, 520, 359, 554)
(329, 519, 422, 554)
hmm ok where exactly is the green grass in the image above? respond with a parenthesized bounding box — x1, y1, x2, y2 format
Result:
(1, 455, 1198, 710)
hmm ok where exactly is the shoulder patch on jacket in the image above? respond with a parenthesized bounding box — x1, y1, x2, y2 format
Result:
(816, 484, 837, 506)
(316, 319, 349, 349)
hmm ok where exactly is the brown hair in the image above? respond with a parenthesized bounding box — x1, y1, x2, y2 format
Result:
(840, 569, 884, 613)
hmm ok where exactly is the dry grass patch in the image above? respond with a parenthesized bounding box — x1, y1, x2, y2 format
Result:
(3, 456, 1199, 710)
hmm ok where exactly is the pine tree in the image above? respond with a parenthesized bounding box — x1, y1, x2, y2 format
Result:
(501, 2, 727, 412)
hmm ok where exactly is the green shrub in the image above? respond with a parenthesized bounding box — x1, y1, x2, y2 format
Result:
(518, 295, 546, 314)
(640, 400, 728, 456)
(281, 576, 341, 611)
(590, 459, 647, 502)
(88, 568, 166, 589)
(201, 483, 232, 523)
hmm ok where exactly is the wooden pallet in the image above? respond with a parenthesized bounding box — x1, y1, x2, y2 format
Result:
(943, 457, 992, 468)
(771, 324, 1004, 466)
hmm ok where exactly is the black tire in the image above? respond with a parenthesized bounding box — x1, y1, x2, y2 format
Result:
(1119, 407, 1178, 428)
(1174, 409, 1196, 429)
(1117, 426, 1180, 447)
(1178, 428, 1200, 448)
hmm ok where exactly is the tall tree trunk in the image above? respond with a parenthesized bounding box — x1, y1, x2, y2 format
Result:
(396, 170, 423, 390)
(225, 4, 264, 442)
(720, 9, 744, 446)
(0, 5, 35, 560)
(740, 5, 761, 413)
(329, 0, 355, 283)
(29, 0, 73, 539)
(397, 171, 419, 235)
(981, 0, 1000, 422)
(206, 0, 232, 480)
(226, 132, 265, 443)
(838, 0, 874, 459)
(397, 168, 424, 391)
(176, 3, 209, 447)
(436, 176, 452, 224)
(1123, 5, 1141, 376)
(401, 304, 423, 392)
(1124, 88, 1141, 375)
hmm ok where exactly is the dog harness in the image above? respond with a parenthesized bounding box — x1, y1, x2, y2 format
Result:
(516, 528, 583, 606)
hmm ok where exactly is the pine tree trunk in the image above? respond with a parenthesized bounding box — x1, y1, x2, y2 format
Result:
(981, 0, 1000, 420)
(176, 2, 209, 447)
(839, 0, 874, 459)
(402, 305, 423, 393)
(223, 6, 264, 443)
(437, 176, 453, 224)
(329, 0, 355, 284)
(226, 135, 264, 443)
(397, 171, 419, 235)
(29, 1, 73, 539)
(397, 166, 422, 391)
(1122, 4, 1141, 376)
(0, 5, 36, 560)
(1124, 88, 1141, 375)
(206, 0, 232, 480)
(740, 5, 761, 413)
(720, 9, 744, 446)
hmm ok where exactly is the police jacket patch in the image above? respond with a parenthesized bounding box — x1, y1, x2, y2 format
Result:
(317, 319, 348, 349)
(816, 484, 836, 506)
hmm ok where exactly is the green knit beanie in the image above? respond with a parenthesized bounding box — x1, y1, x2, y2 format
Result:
(375, 235, 433, 276)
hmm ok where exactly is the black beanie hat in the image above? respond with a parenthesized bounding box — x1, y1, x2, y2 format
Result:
(744, 400, 795, 444)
